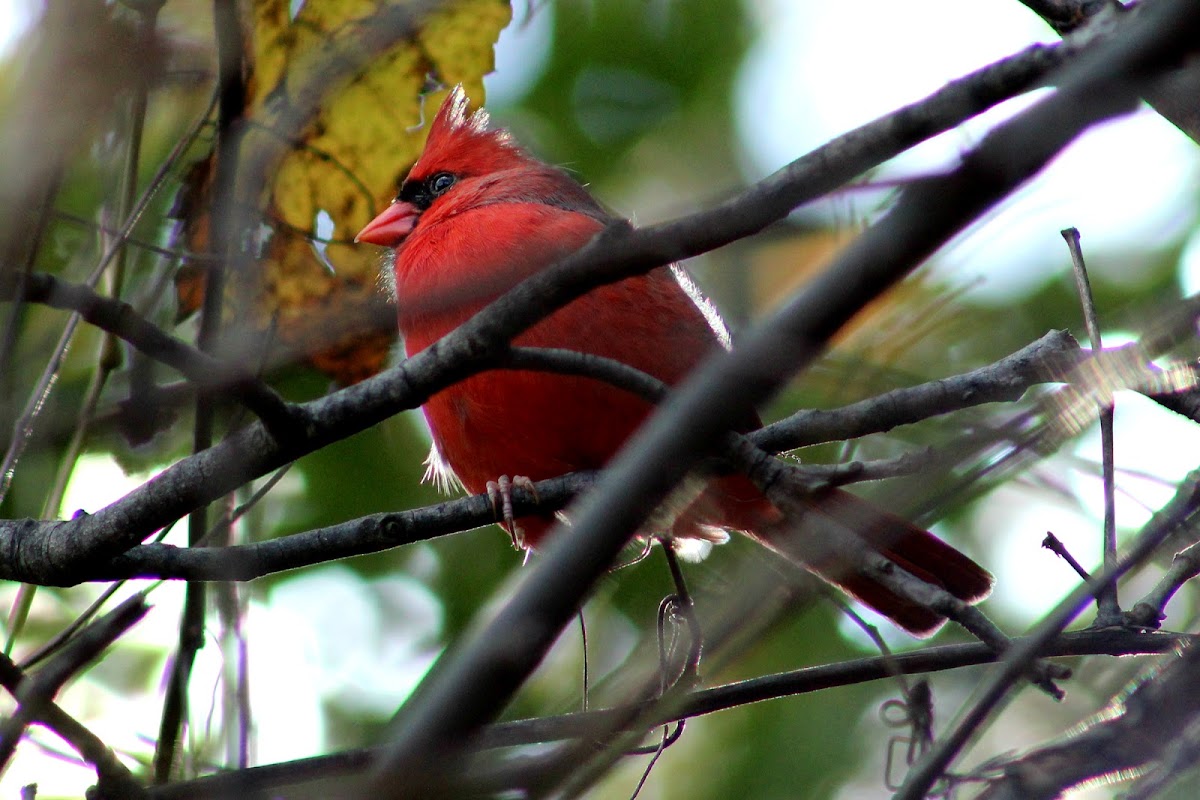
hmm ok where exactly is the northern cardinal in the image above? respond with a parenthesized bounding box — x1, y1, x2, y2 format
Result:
(357, 88, 992, 636)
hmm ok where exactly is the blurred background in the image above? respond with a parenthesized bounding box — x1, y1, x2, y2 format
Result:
(0, 0, 1198, 796)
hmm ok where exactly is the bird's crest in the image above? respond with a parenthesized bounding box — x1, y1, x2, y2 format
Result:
(410, 85, 524, 180)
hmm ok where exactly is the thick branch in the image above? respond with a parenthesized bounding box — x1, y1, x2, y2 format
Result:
(1017, 0, 1200, 142)
(976, 639, 1200, 799)
(11, 272, 299, 438)
(0, 32, 1086, 585)
(94, 330, 1077, 582)
(144, 629, 1187, 799)
(373, 2, 1200, 789)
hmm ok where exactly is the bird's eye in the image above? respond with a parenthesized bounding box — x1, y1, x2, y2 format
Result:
(429, 172, 456, 196)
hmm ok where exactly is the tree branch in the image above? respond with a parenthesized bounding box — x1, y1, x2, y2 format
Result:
(143, 629, 1187, 799)
(1126, 470, 1200, 628)
(756, 329, 1080, 452)
(373, 1, 1200, 790)
(0, 642, 145, 797)
(898, 408, 1200, 798)
(0, 27, 1091, 586)
(975, 638, 1200, 799)
(0, 594, 148, 781)
(1018, 0, 1200, 144)
(90, 330, 1077, 582)
(9, 272, 300, 439)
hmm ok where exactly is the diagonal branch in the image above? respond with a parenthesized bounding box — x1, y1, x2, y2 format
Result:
(0, 647, 144, 797)
(897, 455, 1200, 798)
(0, 594, 148, 778)
(141, 629, 1188, 800)
(11, 272, 300, 439)
(90, 330, 1076, 582)
(974, 640, 1200, 799)
(370, 1, 1200, 789)
(0, 31, 1096, 586)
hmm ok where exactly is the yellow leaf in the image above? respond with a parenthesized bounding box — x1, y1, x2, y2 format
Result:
(178, 0, 511, 384)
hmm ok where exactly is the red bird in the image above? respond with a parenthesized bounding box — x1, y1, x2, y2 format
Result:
(357, 88, 991, 636)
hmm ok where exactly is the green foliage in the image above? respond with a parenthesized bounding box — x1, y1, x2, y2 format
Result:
(519, 0, 749, 181)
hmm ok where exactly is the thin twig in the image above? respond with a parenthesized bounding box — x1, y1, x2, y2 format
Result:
(1042, 531, 1092, 582)
(0, 651, 145, 797)
(0, 66, 213, 508)
(12, 273, 301, 439)
(895, 449, 1200, 799)
(733, 439, 1068, 695)
(155, 0, 247, 782)
(1062, 226, 1121, 625)
(0, 174, 59, 416)
(17, 583, 126, 671)
(51, 211, 214, 263)
(199, 464, 295, 547)
(69, 0, 162, 466)
(578, 609, 589, 713)
(0, 594, 149, 776)
(142, 629, 1187, 800)
(659, 543, 702, 683)
(830, 593, 933, 789)
(20, 517, 180, 674)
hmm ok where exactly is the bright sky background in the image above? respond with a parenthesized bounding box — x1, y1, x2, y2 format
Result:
(735, 0, 1200, 303)
(2, 0, 1199, 794)
(0, 0, 30, 56)
(724, 0, 1200, 638)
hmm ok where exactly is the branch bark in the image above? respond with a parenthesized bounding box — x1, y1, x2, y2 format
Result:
(143, 629, 1188, 800)
(85, 330, 1075, 582)
(373, 1, 1200, 792)
(0, 30, 1090, 585)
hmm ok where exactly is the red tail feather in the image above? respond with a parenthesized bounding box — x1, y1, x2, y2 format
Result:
(683, 476, 993, 637)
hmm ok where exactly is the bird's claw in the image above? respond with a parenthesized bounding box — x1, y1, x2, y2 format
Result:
(487, 475, 539, 550)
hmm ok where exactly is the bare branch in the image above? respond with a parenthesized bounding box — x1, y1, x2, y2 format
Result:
(0, 594, 148, 778)
(757, 329, 1080, 452)
(1127, 473, 1200, 628)
(0, 648, 143, 797)
(10, 272, 301, 439)
(898, 447, 1200, 798)
(975, 640, 1200, 800)
(0, 25, 1093, 585)
(1062, 227, 1121, 624)
(1015, 0, 1112, 34)
(1017, 0, 1200, 142)
(739, 441, 1069, 696)
(142, 629, 1187, 800)
(153, 0, 249, 783)
(374, 2, 1200, 789)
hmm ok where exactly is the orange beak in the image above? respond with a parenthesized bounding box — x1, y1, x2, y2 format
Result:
(355, 201, 420, 247)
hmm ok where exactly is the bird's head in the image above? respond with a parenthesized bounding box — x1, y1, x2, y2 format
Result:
(355, 86, 529, 248)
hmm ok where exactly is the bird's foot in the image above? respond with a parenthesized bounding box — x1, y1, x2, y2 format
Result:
(487, 475, 539, 550)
